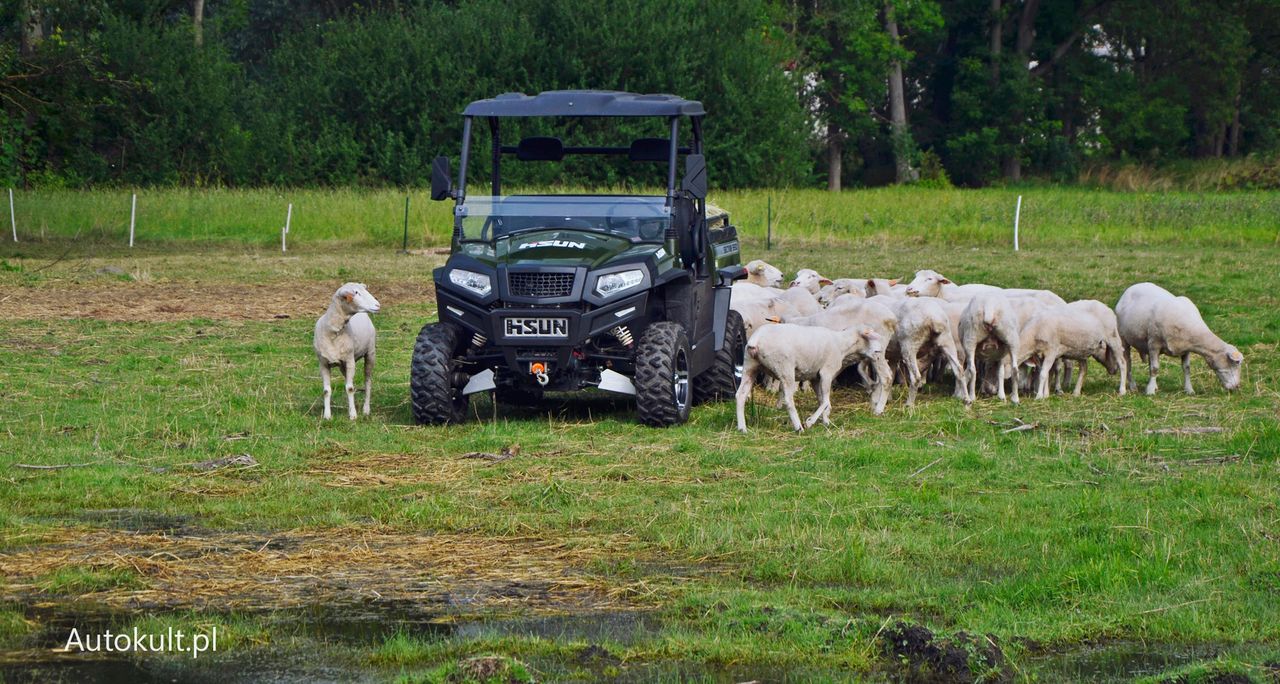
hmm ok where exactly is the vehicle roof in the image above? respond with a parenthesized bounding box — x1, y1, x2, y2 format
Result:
(462, 90, 705, 117)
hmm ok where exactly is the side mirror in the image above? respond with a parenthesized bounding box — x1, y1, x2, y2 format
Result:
(430, 156, 454, 201)
(682, 153, 706, 199)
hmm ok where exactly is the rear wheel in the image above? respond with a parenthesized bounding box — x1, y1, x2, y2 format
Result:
(694, 310, 746, 404)
(410, 322, 469, 424)
(634, 322, 693, 427)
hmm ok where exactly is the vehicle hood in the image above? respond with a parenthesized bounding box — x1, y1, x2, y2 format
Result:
(460, 229, 655, 270)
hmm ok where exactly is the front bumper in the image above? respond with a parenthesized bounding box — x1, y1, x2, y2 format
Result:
(436, 288, 648, 373)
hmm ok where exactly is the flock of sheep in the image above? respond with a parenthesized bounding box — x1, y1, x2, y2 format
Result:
(731, 260, 1244, 432)
(305, 265, 1244, 430)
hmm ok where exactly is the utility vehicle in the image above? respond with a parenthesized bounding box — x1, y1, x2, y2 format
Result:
(412, 90, 746, 426)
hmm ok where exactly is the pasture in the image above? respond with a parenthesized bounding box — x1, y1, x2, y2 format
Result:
(1, 187, 1278, 682)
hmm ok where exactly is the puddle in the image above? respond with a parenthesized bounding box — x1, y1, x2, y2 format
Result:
(1028, 641, 1233, 682)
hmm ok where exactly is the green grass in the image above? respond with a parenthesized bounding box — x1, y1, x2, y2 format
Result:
(36, 566, 146, 595)
(8, 186, 1280, 247)
(1, 187, 1278, 680)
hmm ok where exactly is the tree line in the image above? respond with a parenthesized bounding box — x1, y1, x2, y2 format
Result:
(2, 0, 1277, 189)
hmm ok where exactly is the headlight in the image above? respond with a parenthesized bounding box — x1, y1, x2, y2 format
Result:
(595, 269, 644, 297)
(449, 269, 491, 297)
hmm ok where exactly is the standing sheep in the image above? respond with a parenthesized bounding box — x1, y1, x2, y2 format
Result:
(1115, 282, 1243, 395)
(736, 324, 885, 432)
(1016, 300, 1127, 399)
(959, 293, 1021, 404)
(790, 268, 832, 295)
(314, 283, 381, 420)
(886, 297, 966, 406)
(783, 300, 898, 414)
(744, 260, 785, 288)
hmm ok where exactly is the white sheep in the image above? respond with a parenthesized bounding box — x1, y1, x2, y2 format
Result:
(774, 286, 823, 317)
(1115, 282, 1243, 395)
(959, 293, 1020, 404)
(731, 295, 784, 338)
(744, 259, 784, 288)
(736, 324, 885, 432)
(903, 269, 1065, 305)
(314, 283, 381, 420)
(816, 278, 865, 307)
(885, 297, 966, 406)
(1016, 300, 1127, 399)
(789, 268, 832, 295)
(782, 299, 898, 415)
(863, 278, 907, 298)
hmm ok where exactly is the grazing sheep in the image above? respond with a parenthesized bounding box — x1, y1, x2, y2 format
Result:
(745, 259, 784, 288)
(790, 268, 832, 295)
(959, 294, 1021, 404)
(314, 283, 381, 420)
(816, 278, 865, 307)
(1115, 282, 1243, 395)
(885, 297, 966, 406)
(782, 300, 898, 415)
(736, 324, 885, 432)
(1016, 300, 1127, 399)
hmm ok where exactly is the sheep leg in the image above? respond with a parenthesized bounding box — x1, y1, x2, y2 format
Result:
(962, 341, 977, 404)
(941, 342, 965, 402)
(319, 361, 333, 420)
(1073, 359, 1087, 396)
(871, 358, 893, 415)
(900, 342, 921, 407)
(1035, 354, 1054, 399)
(1181, 353, 1195, 395)
(1124, 343, 1138, 392)
(362, 351, 375, 415)
(1116, 344, 1128, 396)
(805, 371, 834, 428)
(343, 357, 358, 420)
(781, 377, 804, 431)
(734, 357, 760, 433)
(1145, 342, 1161, 395)
(1007, 345, 1020, 404)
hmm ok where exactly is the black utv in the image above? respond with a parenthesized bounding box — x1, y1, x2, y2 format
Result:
(411, 90, 746, 427)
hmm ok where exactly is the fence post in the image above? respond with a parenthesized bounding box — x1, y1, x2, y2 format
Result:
(281, 203, 292, 253)
(401, 195, 410, 253)
(8, 188, 15, 242)
(1013, 195, 1022, 252)
(129, 193, 137, 247)
(766, 195, 772, 251)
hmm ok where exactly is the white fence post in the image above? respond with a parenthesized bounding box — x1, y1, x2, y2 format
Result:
(1013, 194, 1022, 252)
(282, 203, 292, 253)
(8, 188, 15, 242)
(129, 193, 137, 248)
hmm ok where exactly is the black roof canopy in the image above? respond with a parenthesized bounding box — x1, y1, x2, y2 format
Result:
(462, 90, 705, 118)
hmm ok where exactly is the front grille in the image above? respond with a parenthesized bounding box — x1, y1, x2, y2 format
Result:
(509, 272, 575, 298)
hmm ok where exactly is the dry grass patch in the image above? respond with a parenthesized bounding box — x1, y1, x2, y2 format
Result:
(0, 527, 640, 615)
(2, 280, 434, 322)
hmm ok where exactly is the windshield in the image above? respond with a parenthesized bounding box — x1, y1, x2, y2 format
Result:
(459, 195, 670, 242)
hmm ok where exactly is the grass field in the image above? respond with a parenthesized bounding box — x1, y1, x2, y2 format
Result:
(1, 187, 1279, 682)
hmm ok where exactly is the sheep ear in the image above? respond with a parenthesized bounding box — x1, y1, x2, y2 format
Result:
(819, 278, 833, 286)
(765, 315, 782, 323)
(344, 292, 355, 302)
(1229, 350, 1243, 362)
(889, 279, 899, 286)
(939, 277, 951, 284)
(752, 264, 764, 274)
(860, 328, 879, 340)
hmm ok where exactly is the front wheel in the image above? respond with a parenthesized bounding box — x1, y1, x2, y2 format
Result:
(409, 322, 469, 425)
(634, 322, 693, 427)
(694, 310, 746, 404)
